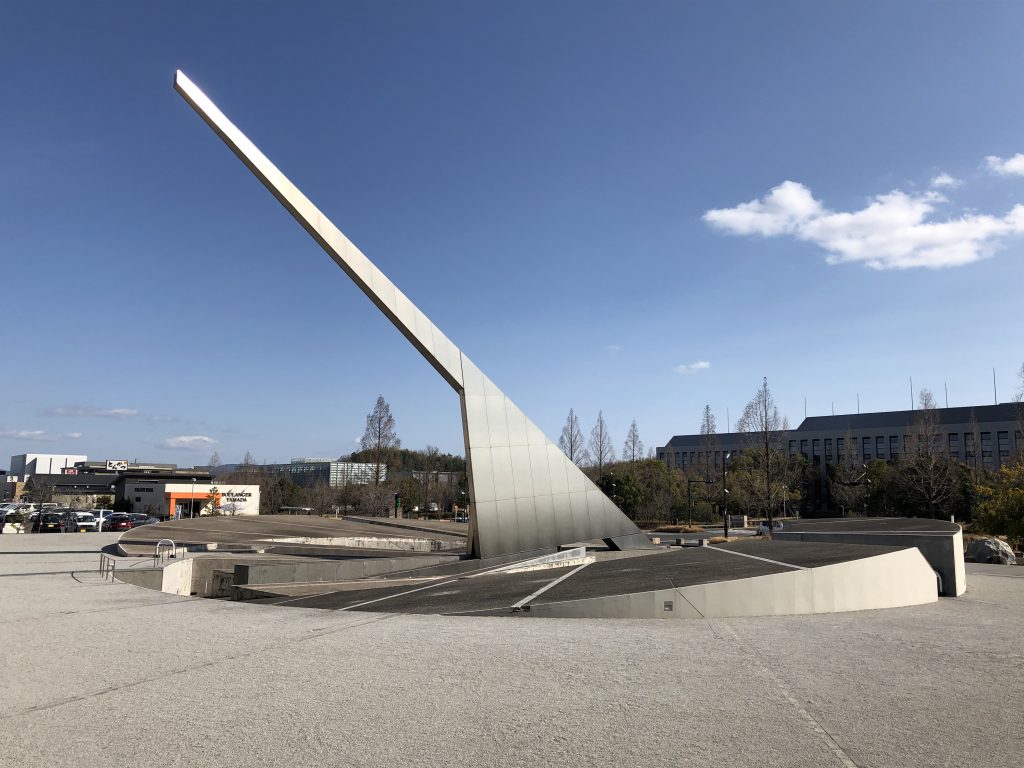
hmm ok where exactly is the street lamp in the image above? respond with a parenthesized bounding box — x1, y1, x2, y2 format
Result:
(722, 452, 731, 538)
(190, 477, 196, 519)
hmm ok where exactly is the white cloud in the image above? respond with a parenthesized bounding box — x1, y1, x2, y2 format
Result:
(673, 361, 711, 374)
(606, 344, 622, 354)
(157, 435, 218, 451)
(0, 428, 58, 442)
(985, 153, 1024, 176)
(67, 432, 83, 439)
(930, 173, 961, 189)
(704, 181, 1024, 270)
(46, 405, 139, 419)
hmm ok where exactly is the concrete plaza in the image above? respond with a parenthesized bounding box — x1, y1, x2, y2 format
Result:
(1, 533, 1021, 768)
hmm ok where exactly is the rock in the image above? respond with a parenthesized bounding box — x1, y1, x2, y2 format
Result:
(965, 538, 1017, 565)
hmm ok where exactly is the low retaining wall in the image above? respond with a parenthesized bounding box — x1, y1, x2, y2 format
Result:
(525, 547, 938, 620)
(774, 528, 965, 596)
(233, 554, 453, 590)
(113, 568, 164, 590)
(268, 536, 463, 552)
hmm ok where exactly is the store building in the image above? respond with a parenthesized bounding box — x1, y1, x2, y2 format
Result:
(120, 479, 260, 518)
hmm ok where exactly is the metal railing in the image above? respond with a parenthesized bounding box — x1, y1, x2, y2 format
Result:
(99, 552, 117, 581)
(155, 539, 177, 564)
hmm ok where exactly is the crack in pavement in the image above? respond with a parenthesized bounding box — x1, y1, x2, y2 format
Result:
(18, 613, 396, 715)
(709, 620, 861, 768)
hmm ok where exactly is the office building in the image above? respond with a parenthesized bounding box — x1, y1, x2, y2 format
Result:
(658, 403, 1023, 474)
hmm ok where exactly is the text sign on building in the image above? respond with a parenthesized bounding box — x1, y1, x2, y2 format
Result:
(63, 468, 79, 475)
(106, 460, 129, 471)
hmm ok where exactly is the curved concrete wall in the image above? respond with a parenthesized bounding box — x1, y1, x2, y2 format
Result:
(525, 547, 938, 620)
(774, 528, 965, 597)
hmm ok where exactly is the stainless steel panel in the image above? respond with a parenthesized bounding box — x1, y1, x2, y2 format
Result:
(509, 445, 534, 499)
(474, 500, 499, 557)
(460, 353, 486, 395)
(526, 421, 548, 446)
(533, 493, 556, 547)
(545, 443, 570, 496)
(463, 395, 490, 449)
(586, 489, 606, 536)
(505, 401, 529, 447)
(569, 491, 591, 541)
(469, 446, 495, 503)
(549, 492, 573, 543)
(495, 498, 519, 554)
(175, 70, 655, 560)
(490, 446, 515, 501)
(528, 444, 552, 497)
(484, 396, 510, 448)
(565, 457, 587, 493)
(515, 497, 540, 552)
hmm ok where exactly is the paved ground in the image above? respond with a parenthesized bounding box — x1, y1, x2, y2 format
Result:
(1, 533, 1022, 768)
(248, 540, 903, 613)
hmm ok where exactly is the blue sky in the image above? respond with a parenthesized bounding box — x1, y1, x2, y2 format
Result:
(2, 1, 1023, 469)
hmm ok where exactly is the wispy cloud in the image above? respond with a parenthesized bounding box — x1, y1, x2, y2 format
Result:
(704, 179, 1024, 270)
(67, 432, 83, 439)
(985, 153, 1024, 177)
(673, 361, 711, 374)
(157, 435, 218, 451)
(0, 428, 59, 442)
(930, 173, 961, 189)
(606, 344, 622, 354)
(145, 415, 182, 424)
(45, 405, 139, 419)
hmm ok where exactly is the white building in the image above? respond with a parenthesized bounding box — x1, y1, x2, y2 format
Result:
(121, 480, 260, 519)
(10, 453, 88, 478)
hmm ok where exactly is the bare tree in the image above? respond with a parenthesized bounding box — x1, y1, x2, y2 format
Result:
(897, 388, 957, 518)
(736, 377, 789, 527)
(589, 411, 615, 475)
(622, 420, 644, 462)
(360, 395, 400, 485)
(558, 408, 589, 466)
(208, 451, 221, 470)
(700, 405, 716, 435)
(699, 404, 718, 480)
(830, 429, 867, 515)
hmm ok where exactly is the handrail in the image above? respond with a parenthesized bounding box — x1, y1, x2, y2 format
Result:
(99, 552, 116, 581)
(155, 539, 177, 564)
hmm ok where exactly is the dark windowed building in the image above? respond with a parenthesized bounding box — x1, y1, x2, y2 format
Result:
(657, 403, 1023, 475)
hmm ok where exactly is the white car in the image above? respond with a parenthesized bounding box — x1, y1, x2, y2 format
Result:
(757, 521, 784, 534)
(65, 511, 99, 532)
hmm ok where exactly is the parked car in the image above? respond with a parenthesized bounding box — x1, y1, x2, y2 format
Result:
(32, 512, 67, 533)
(100, 514, 134, 532)
(64, 511, 99, 532)
(127, 513, 159, 527)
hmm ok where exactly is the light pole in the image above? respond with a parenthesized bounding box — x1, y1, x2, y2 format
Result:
(781, 485, 787, 519)
(722, 452, 731, 538)
(189, 477, 196, 519)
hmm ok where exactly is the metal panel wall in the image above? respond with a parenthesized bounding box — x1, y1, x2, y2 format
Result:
(175, 71, 655, 559)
